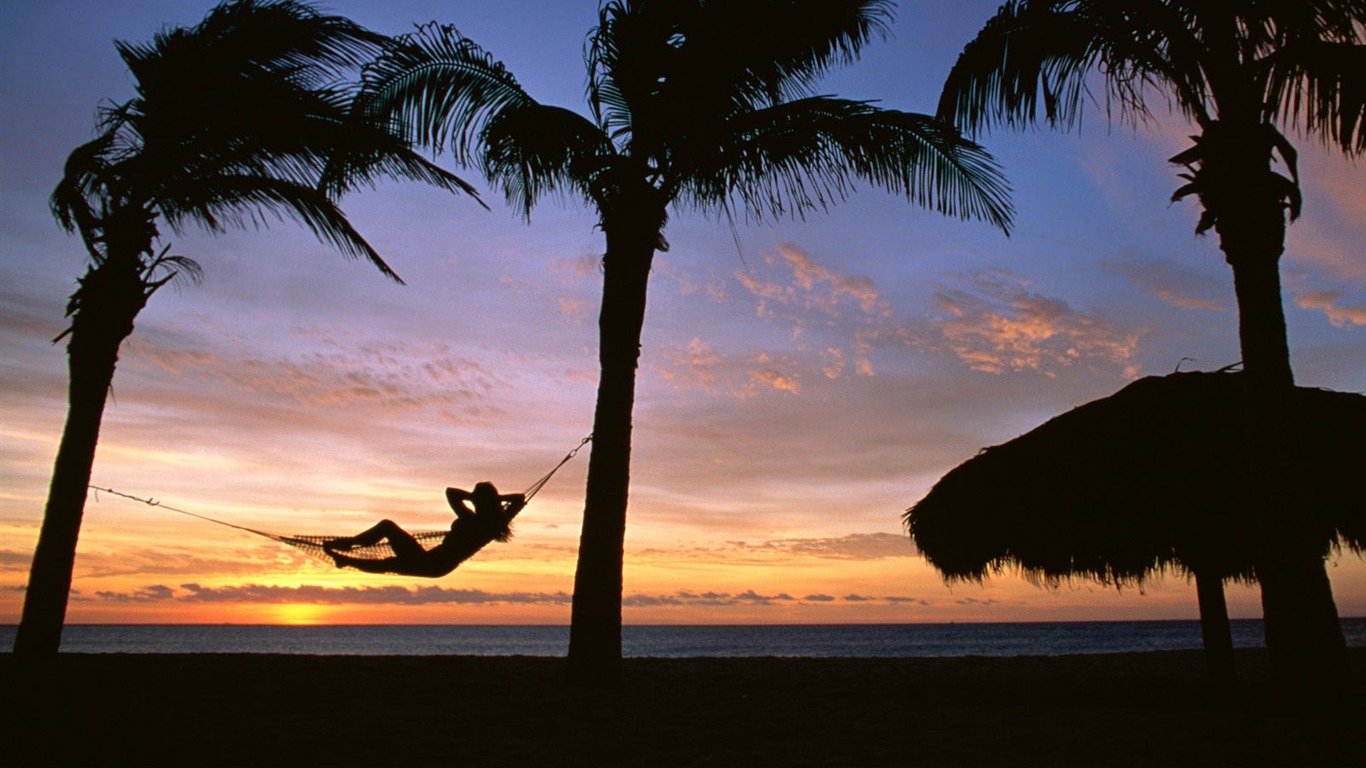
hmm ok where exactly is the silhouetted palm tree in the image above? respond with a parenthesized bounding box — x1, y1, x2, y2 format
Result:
(937, 0, 1364, 691)
(357, 0, 1013, 685)
(14, 0, 477, 656)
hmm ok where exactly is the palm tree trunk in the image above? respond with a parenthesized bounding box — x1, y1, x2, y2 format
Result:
(1194, 571, 1235, 686)
(565, 229, 656, 688)
(14, 259, 145, 655)
(1220, 185, 1348, 695)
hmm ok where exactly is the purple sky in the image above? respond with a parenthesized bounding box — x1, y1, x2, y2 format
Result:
(1, 0, 1362, 626)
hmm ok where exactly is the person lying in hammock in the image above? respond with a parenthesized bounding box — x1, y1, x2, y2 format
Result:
(322, 482, 526, 578)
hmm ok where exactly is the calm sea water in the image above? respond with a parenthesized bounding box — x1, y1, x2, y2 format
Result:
(3, 618, 1364, 657)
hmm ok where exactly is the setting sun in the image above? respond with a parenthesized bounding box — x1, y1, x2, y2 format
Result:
(270, 604, 330, 626)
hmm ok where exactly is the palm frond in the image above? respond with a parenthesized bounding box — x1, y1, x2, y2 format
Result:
(588, 0, 895, 158)
(314, 94, 484, 204)
(357, 22, 533, 161)
(111, 57, 354, 191)
(142, 242, 205, 292)
(675, 97, 1014, 233)
(938, 1, 1098, 134)
(52, 0, 480, 285)
(938, 0, 1211, 135)
(51, 134, 119, 243)
(116, 0, 386, 91)
(324, 143, 483, 203)
(479, 103, 616, 219)
(1264, 39, 1366, 155)
(155, 174, 400, 283)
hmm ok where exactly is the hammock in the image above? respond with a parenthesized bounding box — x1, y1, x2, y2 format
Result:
(89, 435, 591, 566)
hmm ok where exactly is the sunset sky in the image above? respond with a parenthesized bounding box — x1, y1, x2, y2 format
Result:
(2, 0, 1363, 628)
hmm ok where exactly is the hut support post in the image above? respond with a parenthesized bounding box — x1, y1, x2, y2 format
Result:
(1195, 572, 1235, 685)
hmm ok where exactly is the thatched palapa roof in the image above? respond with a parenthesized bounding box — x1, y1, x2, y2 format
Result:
(905, 371, 1365, 587)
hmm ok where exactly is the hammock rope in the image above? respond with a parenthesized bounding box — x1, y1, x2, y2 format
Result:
(88, 433, 592, 565)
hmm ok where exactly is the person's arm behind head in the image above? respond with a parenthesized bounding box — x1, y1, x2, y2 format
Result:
(446, 487, 475, 519)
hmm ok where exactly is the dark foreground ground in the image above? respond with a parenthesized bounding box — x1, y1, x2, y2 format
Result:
(3, 650, 1363, 766)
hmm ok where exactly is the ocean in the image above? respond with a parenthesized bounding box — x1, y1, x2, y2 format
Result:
(4, 618, 1365, 657)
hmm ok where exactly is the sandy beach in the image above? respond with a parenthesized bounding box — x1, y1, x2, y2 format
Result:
(4, 649, 1363, 766)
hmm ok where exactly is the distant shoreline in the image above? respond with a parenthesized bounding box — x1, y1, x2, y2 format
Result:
(7, 649, 1363, 766)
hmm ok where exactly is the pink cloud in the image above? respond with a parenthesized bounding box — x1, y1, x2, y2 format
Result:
(558, 297, 591, 322)
(1289, 147, 1366, 283)
(133, 336, 510, 424)
(821, 347, 845, 380)
(734, 244, 891, 321)
(747, 366, 801, 395)
(1295, 291, 1366, 328)
(1105, 257, 1227, 311)
(731, 244, 894, 378)
(776, 244, 887, 316)
(931, 274, 1141, 376)
(551, 253, 602, 281)
(653, 337, 724, 392)
(650, 341, 802, 398)
(723, 532, 916, 560)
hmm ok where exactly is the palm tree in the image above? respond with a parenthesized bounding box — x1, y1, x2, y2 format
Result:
(357, 0, 1013, 686)
(936, 0, 1364, 691)
(14, 0, 477, 656)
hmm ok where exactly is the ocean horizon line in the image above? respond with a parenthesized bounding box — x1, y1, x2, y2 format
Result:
(15, 616, 1365, 628)
(6, 618, 1364, 658)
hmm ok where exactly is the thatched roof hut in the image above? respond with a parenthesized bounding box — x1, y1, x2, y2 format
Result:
(906, 371, 1363, 587)
(905, 370, 1364, 681)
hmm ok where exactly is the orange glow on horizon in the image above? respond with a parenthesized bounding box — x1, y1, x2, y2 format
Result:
(270, 604, 330, 626)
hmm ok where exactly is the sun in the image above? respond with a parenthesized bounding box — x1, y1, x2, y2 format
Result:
(271, 604, 328, 626)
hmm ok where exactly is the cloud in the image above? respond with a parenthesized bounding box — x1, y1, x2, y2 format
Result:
(735, 589, 796, 603)
(1288, 145, 1366, 283)
(87, 583, 575, 605)
(557, 298, 591, 322)
(737, 533, 915, 560)
(732, 244, 893, 378)
(747, 363, 801, 395)
(0, 549, 34, 571)
(67, 540, 325, 581)
(651, 342, 803, 398)
(717, 533, 915, 561)
(622, 593, 687, 607)
(653, 337, 723, 392)
(732, 243, 885, 321)
(787, 533, 916, 559)
(85, 583, 926, 609)
(930, 272, 1142, 376)
(774, 245, 887, 316)
(551, 253, 602, 281)
(622, 590, 904, 608)
(621, 591, 767, 608)
(1104, 257, 1227, 311)
(1295, 291, 1366, 328)
(821, 347, 845, 379)
(93, 584, 176, 603)
(727, 245, 1144, 384)
(138, 337, 508, 416)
